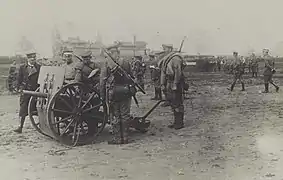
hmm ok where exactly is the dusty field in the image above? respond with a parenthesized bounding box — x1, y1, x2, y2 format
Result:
(1, 72, 283, 180)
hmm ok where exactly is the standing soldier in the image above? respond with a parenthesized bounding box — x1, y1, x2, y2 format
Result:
(132, 55, 145, 90)
(13, 51, 41, 133)
(250, 53, 259, 78)
(248, 57, 252, 73)
(100, 45, 134, 144)
(262, 49, 279, 93)
(227, 52, 245, 91)
(160, 46, 185, 130)
(216, 57, 221, 71)
(159, 44, 175, 107)
(7, 60, 18, 92)
(149, 54, 162, 100)
(61, 50, 76, 82)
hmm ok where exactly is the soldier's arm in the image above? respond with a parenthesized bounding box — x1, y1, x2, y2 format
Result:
(74, 62, 83, 82)
(265, 58, 273, 69)
(160, 68, 166, 88)
(17, 66, 23, 88)
(132, 61, 139, 77)
(99, 61, 109, 98)
(172, 57, 182, 85)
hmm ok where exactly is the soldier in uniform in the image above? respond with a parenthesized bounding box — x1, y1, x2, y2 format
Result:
(132, 55, 145, 90)
(149, 54, 162, 100)
(160, 45, 185, 129)
(227, 52, 245, 91)
(7, 60, 18, 92)
(159, 44, 174, 107)
(61, 50, 76, 82)
(250, 53, 259, 78)
(216, 57, 221, 71)
(13, 51, 41, 133)
(262, 49, 279, 93)
(74, 50, 100, 85)
(100, 45, 134, 144)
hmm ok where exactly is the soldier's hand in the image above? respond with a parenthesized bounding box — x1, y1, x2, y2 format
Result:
(18, 87, 23, 93)
(161, 85, 165, 91)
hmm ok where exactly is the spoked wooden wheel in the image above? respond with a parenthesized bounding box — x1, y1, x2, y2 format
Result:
(28, 87, 51, 138)
(47, 82, 108, 146)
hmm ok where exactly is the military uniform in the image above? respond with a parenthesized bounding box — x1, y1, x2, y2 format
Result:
(61, 50, 76, 82)
(228, 52, 245, 91)
(159, 44, 175, 107)
(100, 45, 134, 144)
(217, 58, 221, 71)
(74, 51, 100, 86)
(262, 49, 279, 93)
(14, 52, 41, 133)
(149, 54, 162, 100)
(250, 54, 259, 77)
(7, 61, 18, 92)
(160, 50, 185, 130)
(132, 56, 145, 90)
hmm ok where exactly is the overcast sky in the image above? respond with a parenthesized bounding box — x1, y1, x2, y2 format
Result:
(1, 0, 283, 56)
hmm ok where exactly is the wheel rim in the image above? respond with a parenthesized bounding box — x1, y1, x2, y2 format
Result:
(47, 82, 108, 146)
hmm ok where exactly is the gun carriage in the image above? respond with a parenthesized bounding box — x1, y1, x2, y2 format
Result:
(24, 51, 160, 147)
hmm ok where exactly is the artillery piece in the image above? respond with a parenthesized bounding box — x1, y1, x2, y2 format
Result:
(24, 66, 108, 146)
(23, 62, 162, 146)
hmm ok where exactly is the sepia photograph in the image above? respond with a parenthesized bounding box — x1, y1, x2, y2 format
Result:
(1, 0, 283, 179)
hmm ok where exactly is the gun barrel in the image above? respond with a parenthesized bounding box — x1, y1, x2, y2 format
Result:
(22, 90, 48, 98)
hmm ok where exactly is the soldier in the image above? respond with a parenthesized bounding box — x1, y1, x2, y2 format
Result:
(74, 50, 100, 85)
(132, 55, 145, 90)
(262, 49, 279, 93)
(160, 46, 185, 130)
(250, 53, 259, 78)
(61, 50, 76, 82)
(149, 54, 162, 100)
(7, 60, 18, 92)
(13, 51, 41, 133)
(227, 52, 245, 91)
(159, 44, 174, 107)
(216, 57, 221, 71)
(100, 45, 134, 144)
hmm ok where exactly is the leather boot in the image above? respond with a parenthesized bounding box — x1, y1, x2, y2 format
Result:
(108, 121, 122, 144)
(263, 83, 269, 93)
(271, 82, 279, 92)
(168, 112, 176, 129)
(227, 83, 235, 91)
(241, 83, 245, 91)
(150, 88, 158, 100)
(174, 112, 184, 130)
(108, 120, 129, 145)
(13, 117, 25, 133)
(168, 112, 184, 129)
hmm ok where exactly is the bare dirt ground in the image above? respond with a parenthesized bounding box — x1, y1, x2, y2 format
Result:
(1, 72, 283, 180)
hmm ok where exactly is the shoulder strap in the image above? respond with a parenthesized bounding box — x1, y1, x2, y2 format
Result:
(163, 52, 183, 73)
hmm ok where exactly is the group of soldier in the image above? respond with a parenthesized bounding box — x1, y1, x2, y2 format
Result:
(221, 53, 259, 78)
(227, 49, 279, 93)
(11, 42, 186, 145)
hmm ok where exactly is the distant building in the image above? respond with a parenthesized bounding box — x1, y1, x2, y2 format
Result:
(61, 37, 103, 56)
(114, 41, 147, 57)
